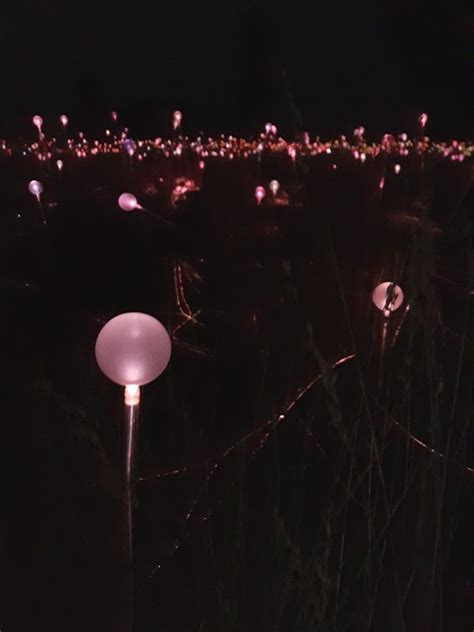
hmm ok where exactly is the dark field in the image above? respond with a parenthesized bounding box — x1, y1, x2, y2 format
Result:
(0, 150, 474, 631)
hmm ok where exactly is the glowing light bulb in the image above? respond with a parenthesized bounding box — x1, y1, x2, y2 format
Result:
(271, 125, 277, 136)
(95, 312, 171, 387)
(372, 282, 404, 317)
(394, 163, 401, 174)
(255, 186, 266, 205)
(269, 180, 280, 196)
(33, 115, 43, 131)
(173, 110, 183, 130)
(265, 122, 272, 135)
(56, 159, 64, 172)
(118, 192, 140, 212)
(288, 146, 296, 161)
(60, 114, 68, 127)
(419, 112, 428, 128)
(28, 179, 43, 199)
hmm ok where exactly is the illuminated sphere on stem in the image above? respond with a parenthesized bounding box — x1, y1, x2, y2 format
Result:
(269, 180, 280, 196)
(372, 282, 404, 314)
(95, 312, 171, 387)
(173, 110, 183, 130)
(60, 114, 69, 127)
(56, 159, 64, 172)
(33, 115, 43, 130)
(28, 180, 43, 197)
(118, 193, 140, 212)
(255, 186, 266, 205)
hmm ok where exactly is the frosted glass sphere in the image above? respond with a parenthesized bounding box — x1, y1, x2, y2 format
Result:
(372, 282, 404, 313)
(118, 192, 138, 212)
(95, 312, 171, 386)
(28, 180, 43, 196)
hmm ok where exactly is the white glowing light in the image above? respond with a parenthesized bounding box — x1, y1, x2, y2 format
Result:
(269, 180, 280, 196)
(56, 159, 64, 172)
(60, 114, 69, 127)
(394, 163, 401, 174)
(28, 179, 43, 199)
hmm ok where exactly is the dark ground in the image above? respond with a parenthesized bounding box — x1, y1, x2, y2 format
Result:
(0, 151, 473, 630)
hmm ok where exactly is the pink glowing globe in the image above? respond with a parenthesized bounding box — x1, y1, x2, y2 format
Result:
(118, 193, 139, 212)
(28, 180, 43, 197)
(60, 114, 69, 127)
(33, 115, 43, 129)
(95, 312, 172, 387)
(255, 186, 266, 204)
(173, 110, 183, 129)
(372, 282, 404, 314)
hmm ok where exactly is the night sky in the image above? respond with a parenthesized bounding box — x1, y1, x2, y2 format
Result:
(1, 2, 473, 137)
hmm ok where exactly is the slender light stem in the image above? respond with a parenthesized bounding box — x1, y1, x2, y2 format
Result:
(36, 196, 47, 225)
(378, 316, 389, 390)
(124, 384, 140, 631)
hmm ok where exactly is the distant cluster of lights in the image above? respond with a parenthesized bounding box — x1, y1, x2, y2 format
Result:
(2, 112, 472, 169)
(19, 111, 473, 217)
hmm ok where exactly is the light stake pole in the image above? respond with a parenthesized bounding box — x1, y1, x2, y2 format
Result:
(372, 282, 404, 384)
(95, 313, 171, 631)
